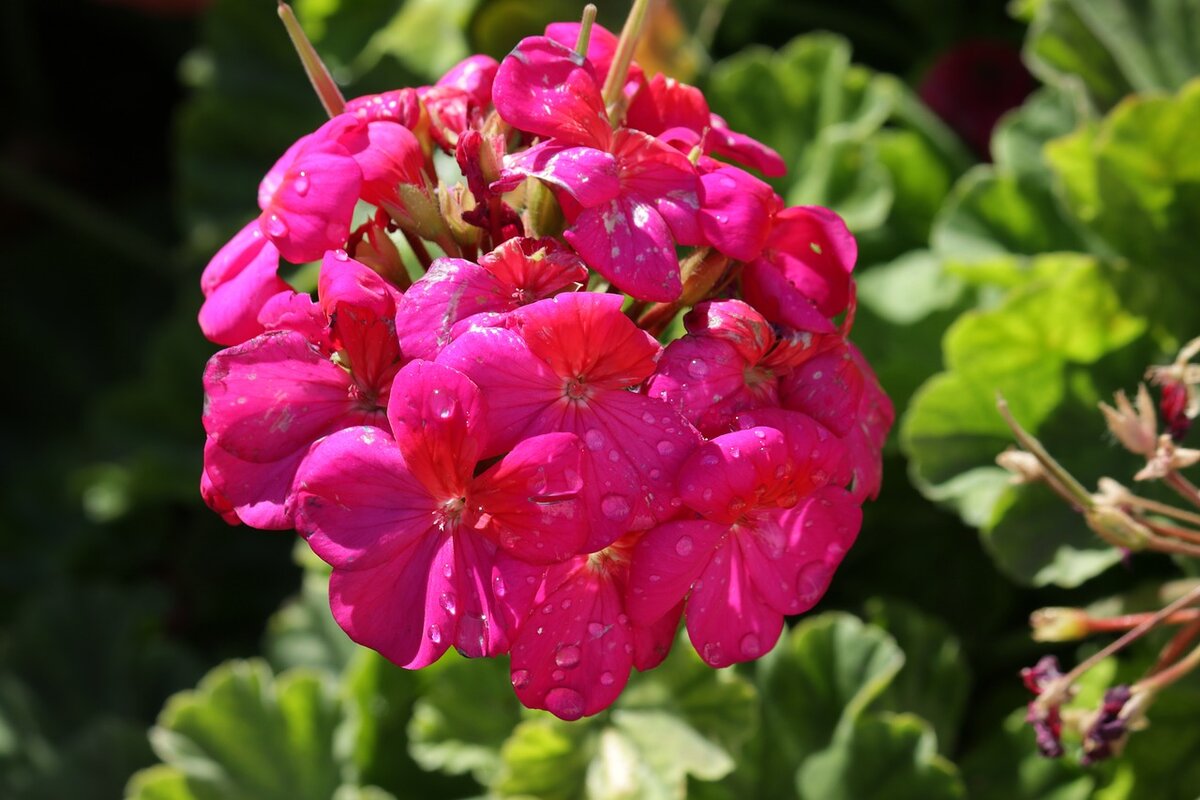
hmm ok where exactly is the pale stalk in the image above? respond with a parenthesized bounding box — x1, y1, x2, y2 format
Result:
(277, 2, 345, 117)
(1120, 493, 1200, 528)
(601, 0, 651, 117)
(1141, 517, 1200, 546)
(574, 4, 598, 57)
(1165, 470, 1200, 510)
(997, 395, 1094, 510)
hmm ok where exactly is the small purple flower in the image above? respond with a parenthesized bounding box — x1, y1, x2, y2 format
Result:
(1081, 685, 1133, 766)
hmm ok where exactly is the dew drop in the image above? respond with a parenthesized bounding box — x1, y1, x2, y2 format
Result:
(544, 687, 586, 721)
(796, 561, 832, 605)
(552, 669, 566, 681)
(687, 358, 709, 378)
(702, 642, 724, 665)
(511, 669, 530, 688)
(656, 440, 674, 456)
(439, 593, 457, 614)
(265, 214, 288, 238)
(555, 644, 581, 668)
(332, 248, 349, 261)
(642, 411, 657, 425)
(428, 624, 442, 644)
(675, 536, 694, 556)
(599, 671, 615, 686)
(584, 429, 605, 451)
(493, 575, 506, 597)
(608, 449, 621, 463)
(701, 487, 714, 502)
(740, 633, 761, 657)
(326, 221, 348, 244)
(292, 172, 310, 196)
(587, 622, 609, 639)
(600, 494, 631, 520)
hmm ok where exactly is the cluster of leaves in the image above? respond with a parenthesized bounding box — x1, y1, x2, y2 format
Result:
(127, 549, 975, 800)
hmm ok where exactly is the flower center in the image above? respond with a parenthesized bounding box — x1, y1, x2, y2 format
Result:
(564, 376, 592, 402)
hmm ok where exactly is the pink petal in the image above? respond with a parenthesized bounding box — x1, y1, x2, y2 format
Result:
(436, 326, 561, 456)
(708, 117, 787, 178)
(565, 197, 682, 302)
(354, 121, 426, 207)
(386, 360, 486, 499)
(478, 236, 588, 299)
(202, 437, 305, 530)
(395, 258, 506, 360)
(626, 519, 726, 626)
(437, 54, 500, 107)
(318, 251, 404, 394)
(761, 206, 858, 317)
(626, 73, 710, 136)
(778, 343, 864, 438)
(198, 221, 290, 347)
(544, 22, 623, 86)
(647, 335, 770, 436)
(698, 166, 779, 262)
(514, 293, 659, 389)
(345, 88, 421, 128)
(677, 428, 794, 525)
(734, 408, 850, 496)
(684, 299, 774, 364)
(509, 564, 633, 720)
(199, 460, 239, 526)
(256, 291, 329, 348)
(685, 536, 785, 667)
(259, 147, 362, 264)
(422, 85, 476, 152)
(293, 426, 435, 570)
(630, 599, 683, 671)
(202, 331, 366, 463)
(469, 431, 587, 563)
(501, 141, 620, 208)
(329, 528, 456, 669)
(741, 256, 837, 334)
(615, 129, 702, 246)
(492, 36, 611, 149)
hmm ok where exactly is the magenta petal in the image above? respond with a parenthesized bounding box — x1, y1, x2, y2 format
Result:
(544, 22, 622, 84)
(355, 121, 425, 207)
(202, 437, 304, 530)
(329, 529, 456, 669)
(684, 300, 774, 363)
(630, 600, 682, 671)
(615, 129, 702, 246)
(515, 293, 660, 389)
(677, 428, 793, 524)
(345, 88, 421, 127)
(698, 167, 778, 262)
(387, 361, 486, 498)
(565, 198, 682, 302)
(256, 291, 329, 347)
(734, 408, 850, 496)
(198, 220, 290, 346)
(259, 144, 363, 264)
(395, 258, 506, 360)
(437, 54, 500, 106)
(627, 519, 725, 626)
(626, 73, 710, 136)
(478, 236, 589, 298)
(492, 36, 610, 148)
(470, 431, 587, 563)
(685, 536, 785, 667)
(708, 119, 787, 178)
(741, 257, 837, 334)
(293, 426, 435, 571)
(779, 343, 864, 438)
(762, 206, 858, 317)
(436, 327, 561, 456)
(647, 336, 765, 436)
(509, 566, 632, 720)
(766, 488, 861, 614)
(502, 141, 620, 208)
(202, 331, 360, 463)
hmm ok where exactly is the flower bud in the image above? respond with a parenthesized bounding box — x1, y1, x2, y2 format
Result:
(1030, 607, 1090, 642)
(1085, 505, 1150, 551)
(997, 447, 1044, 484)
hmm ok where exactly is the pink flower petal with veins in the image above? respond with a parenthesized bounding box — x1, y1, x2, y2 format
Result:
(395, 258, 504, 359)
(708, 116, 787, 178)
(202, 437, 307, 530)
(198, 220, 290, 346)
(544, 22, 627, 87)
(627, 519, 725, 626)
(499, 141, 621, 207)
(779, 343, 864, 438)
(387, 360, 487, 500)
(493, 36, 611, 148)
(648, 336, 776, 436)
(566, 197, 682, 302)
(685, 536, 786, 667)
(734, 408, 850, 495)
(758, 206, 857, 318)
(469, 431, 587, 563)
(698, 166, 779, 262)
(741, 257, 838, 334)
(345, 88, 421, 127)
(437, 54, 500, 106)
(615, 129, 702, 246)
(354, 121, 426, 207)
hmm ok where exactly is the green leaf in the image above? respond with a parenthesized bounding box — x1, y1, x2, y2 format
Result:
(264, 571, 360, 674)
(902, 255, 1147, 585)
(126, 765, 193, 800)
(865, 599, 971, 755)
(488, 637, 757, 799)
(1024, 0, 1200, 114)
(406, 650, 522, 784)
(1045, 79, 1200, 290)
(795, 713, 964, 800)
(145, 660, 344, 800)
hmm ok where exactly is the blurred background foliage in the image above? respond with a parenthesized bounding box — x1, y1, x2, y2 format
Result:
(1, 0, 1198, 797)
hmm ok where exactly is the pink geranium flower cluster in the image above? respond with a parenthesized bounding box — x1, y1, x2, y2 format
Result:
(199, 12, 892, 720)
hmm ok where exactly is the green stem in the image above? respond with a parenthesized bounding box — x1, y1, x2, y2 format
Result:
(575, 4, 598, 58)
(602, 0, 650, 116)
(996, 395, 1094, 510)
(278, 2, 345, 118)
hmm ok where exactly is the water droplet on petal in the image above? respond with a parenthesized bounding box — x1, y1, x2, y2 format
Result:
(332, 248, 349, 261)
(687, 358, 709, 378)
(493, 575, 506, 597)
(587, 622, 609, 639)
(675, 536, 693, 556)
(702, 642, 724, 665)
(796, 561, 832, 605)
(701, 487, 713, 502)
(642, 412, 656, 425)
(265, 214, 288, 238)
(439, 592, 457, 615)
(599, 671, 615, 686)
(656, 440, 674, 456)
(555, 644, 581, 668)
(600, 494, 630, 520)
(552, 669, 565, 681)
(511, 669, 530, 688)
(740, 633, 761, 657)
(293, 172, 310, 196)
(544, 687, 586, 720)
(428, 624, 442, 644)
(608, 449, 620, 463)
(584, 429, 605, 451)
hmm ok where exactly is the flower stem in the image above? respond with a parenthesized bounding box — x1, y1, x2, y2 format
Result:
(1038, 582, 1200, 709)
(1136, 640, 1200, 693)
(277, 1, 345, 118)
(1119, 492, 1200, 528)
(1087, 608, 1200, 633)
(997, 395, 1094, 510)
(1142, 518, 1200, 546)
(574, 4, 598, 58)
(1151, 618, 1200, 675)
(602, 0, 650, 116)
(1165, 470, 1200, 510)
